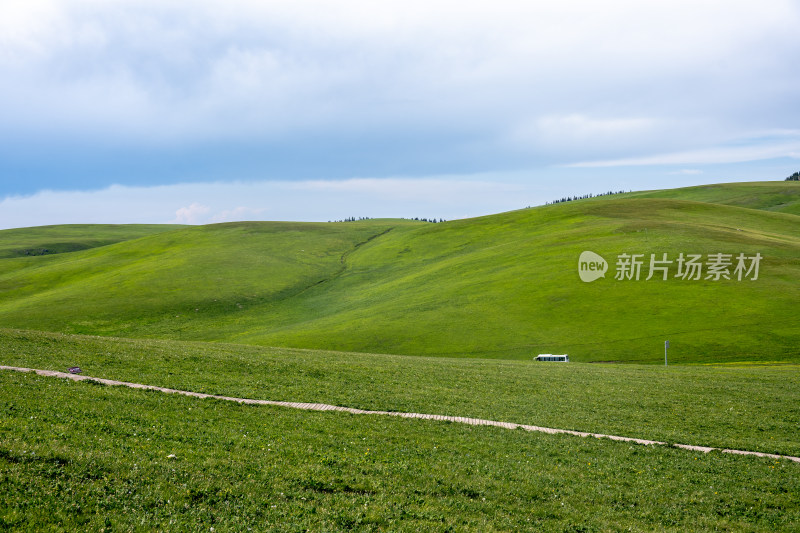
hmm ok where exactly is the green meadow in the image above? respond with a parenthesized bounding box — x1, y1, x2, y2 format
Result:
(626, 181, 800, 215)
(0, 224, 182, 259)
(1, 331, 799, 531)
(2, 328, 800, 457)
(0, 181, 798, 362)
(1, 181, 799, 530)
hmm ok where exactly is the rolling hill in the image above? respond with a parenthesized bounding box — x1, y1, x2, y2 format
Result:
(0, 224, 182, 259)
(0, 181, 798, 363)
(625, 180, 800, 215)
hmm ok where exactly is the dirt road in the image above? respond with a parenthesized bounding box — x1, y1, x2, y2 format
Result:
(2, 365, 798, 464)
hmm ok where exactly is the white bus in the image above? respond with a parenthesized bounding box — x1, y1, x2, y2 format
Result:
(535, 354, 569, 362)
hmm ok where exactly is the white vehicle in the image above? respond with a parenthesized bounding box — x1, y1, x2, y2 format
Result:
(535, 354, 569, 362)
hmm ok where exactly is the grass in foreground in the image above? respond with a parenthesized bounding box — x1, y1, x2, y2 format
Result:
(1, 370, 798, 532)
(2, 329, 799, 458)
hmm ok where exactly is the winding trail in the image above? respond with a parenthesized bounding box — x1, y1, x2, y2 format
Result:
(3, 365, 799, 464)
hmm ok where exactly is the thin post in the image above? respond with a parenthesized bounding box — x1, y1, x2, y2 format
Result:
(665, 340, 669, 366)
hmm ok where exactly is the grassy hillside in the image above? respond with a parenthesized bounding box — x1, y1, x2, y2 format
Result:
(0, 223, 183, 259)
(232, 197, 798, 362)
(0, 219, 411, 336)
(0, 182, 797, 362)
(1, 330, 799, 530)
(627, 180, 800, 215)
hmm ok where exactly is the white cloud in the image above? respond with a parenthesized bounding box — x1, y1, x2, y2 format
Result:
(0, 0, 798, 216)
(567, 137, 800, 168)
(536, 115, 657, 138)
(1, 0, 797, 153)
(173, 203, 210, 224)
(507, 114, 662, 157)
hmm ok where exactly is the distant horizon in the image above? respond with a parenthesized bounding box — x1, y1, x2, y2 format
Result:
(2, 177, 798, 231)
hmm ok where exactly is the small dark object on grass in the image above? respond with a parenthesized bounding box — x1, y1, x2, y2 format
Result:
(68, 367, 82, 374)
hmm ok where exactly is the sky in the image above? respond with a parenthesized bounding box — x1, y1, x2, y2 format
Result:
(1, 0, 799, 229)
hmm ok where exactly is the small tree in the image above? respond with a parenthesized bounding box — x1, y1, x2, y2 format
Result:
(785, 171, 800, 181)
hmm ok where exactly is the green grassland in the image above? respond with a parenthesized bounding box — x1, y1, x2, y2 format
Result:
(2, 329, 799, 458)
(626, 180, 800, 215)
(0, 219, 412, 338)
(1, 332, 799, 531)
(1, 182, 799, 530)
(0, 224, 183, 259)
(0, 182, 797, 362)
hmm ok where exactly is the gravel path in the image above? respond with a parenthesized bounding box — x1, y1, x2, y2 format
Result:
(3, 364, 798, 463)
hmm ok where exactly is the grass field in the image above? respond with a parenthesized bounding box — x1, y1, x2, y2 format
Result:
(0, 224, 183, 259)
(2, 335, 799, 531)
(0, 182, 798, 363)
(2, 329, 799, 459)
(626, 181, 800, 215)
(1, 181, 798, 530)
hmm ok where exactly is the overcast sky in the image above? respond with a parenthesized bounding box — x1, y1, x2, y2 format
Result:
(1, 0, 799, 228)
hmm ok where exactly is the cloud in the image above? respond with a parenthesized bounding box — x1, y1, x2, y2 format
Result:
(669, 169, 704, 175)
(567, 135, 800, 168)
(1, 1, 798, 155)
(0, 0, 798, 211)
(535, 115, 657, 139)
(506, 114, 663, 159)
(173, 203, 210, 224)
